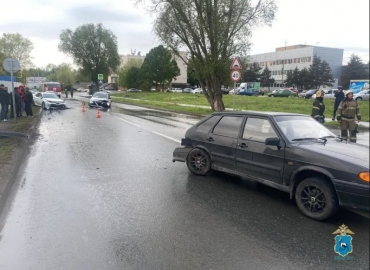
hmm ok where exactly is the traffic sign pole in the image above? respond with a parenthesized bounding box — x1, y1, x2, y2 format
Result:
(233, 81, 236, 111)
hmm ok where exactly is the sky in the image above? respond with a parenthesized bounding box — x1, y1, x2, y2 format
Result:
(0, 0, 369, 68)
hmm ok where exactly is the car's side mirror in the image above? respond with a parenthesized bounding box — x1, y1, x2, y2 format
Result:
(265, 137, 280, 146)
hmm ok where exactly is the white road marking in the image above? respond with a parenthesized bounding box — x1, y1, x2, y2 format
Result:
(115, 117, 141, 127)
(151, 131, 181, 143)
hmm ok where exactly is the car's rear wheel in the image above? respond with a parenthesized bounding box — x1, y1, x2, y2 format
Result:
(186, 148, 212, 176)
(295, 177, 338, 221)
(356, 97, 362, 101)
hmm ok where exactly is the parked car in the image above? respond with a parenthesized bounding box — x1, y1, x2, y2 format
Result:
(191, 88, 203, 94)
(127, 88, 142, 92)
(268, 89, 295, 97)
(183, 88, 193, 93)
(298, 90, 309, 98)
(173, 111, 369, 221)
(239, 89, 257, 96)
(228, 89, 239, 95)
(89, 92, 112, 108)
(304, 89, 317, 99)
(33, 92, 66, 110)
(171, 88, 183, 93)
(256, 89, 265, 96)
(354, 90, 370, 101)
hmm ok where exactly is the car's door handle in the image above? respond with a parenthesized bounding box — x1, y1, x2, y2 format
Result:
(238, 143, 248, 148)
(206, 137, 214, 142)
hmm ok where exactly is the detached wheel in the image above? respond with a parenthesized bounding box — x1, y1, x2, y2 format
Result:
(295, 177, 338, 221)
(186, 148, 212, 176)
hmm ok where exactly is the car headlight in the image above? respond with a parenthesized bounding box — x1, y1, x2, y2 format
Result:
(359, 172, 369, 182)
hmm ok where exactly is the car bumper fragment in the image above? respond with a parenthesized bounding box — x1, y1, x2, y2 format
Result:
(333, 179, 369, 211)
(172, 147, 192, 163)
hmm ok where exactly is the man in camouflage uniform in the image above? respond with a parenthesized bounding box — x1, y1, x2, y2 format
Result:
(337, 90, 361, 143)
(311, 90, 325, 124)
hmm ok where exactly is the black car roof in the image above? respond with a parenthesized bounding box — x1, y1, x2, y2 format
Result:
(211, 111, 307, 117)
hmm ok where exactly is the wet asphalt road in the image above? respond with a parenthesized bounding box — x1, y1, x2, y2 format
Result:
(0, 99, 369, 270)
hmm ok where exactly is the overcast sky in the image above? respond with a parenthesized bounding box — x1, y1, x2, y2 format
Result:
(0, 0, 369, 68)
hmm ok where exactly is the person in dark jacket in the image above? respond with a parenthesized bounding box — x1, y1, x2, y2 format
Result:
(24, 87, 34, 117)
(311, 89, 325, 124)
(10, 89, 22, 118)
(333, 86, 345, 120)
(0, 85, 10, 121)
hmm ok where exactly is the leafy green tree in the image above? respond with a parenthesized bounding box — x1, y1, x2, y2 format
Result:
(284, 67, 300, 88)
(118, 59, 143, 88)
(56, 63, 75, 90)
(140, 45, 180, 91)
(0, 33, 34, 68)
(242, 63, 262, 82)
(340, 54, 369, 89)
(0, 51, 9, 75)
(126, 67, 142, 89)
(135, 0, 277, 111)
(58, 23, 120, 88)
(260, 66, 275, 90)
(297, 68, 312, 90)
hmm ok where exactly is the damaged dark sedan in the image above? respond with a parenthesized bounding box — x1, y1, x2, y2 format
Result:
(89, 92, 112, 108)
(173, 112, 369, 221)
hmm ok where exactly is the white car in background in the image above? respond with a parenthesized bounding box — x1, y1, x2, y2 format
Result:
(354, 90, 370, 101)
(33, 92, 66, 110)
(191, 88, 203, 94)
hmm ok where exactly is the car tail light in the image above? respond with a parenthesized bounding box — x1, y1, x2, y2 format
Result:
(359, 172, 369, 182)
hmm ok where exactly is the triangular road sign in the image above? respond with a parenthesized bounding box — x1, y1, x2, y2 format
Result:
(230, 57, 242, 70)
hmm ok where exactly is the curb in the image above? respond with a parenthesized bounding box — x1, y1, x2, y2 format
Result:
(0, 108, 43, 217)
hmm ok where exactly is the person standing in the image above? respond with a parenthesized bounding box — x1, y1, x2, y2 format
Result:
(70, 87, 74, 98)
(24, 87, 34, 117)
(333, 86, 344, 120)
(337, 90, 361, 143)
(311, 90, 325, 124)
(19, 85, 26, 112)
(0, 85, 10, 122)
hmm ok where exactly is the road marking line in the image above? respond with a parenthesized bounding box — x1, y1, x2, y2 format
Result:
(151, 131, 180, 143)
(115, 117, 141, 128)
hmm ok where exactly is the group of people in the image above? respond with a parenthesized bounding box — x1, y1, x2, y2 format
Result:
(311, 86, 361, 143)
(0, 84, 34, 122)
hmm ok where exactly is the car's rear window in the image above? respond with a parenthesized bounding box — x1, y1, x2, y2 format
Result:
(197, 116, 221, 133)
(212, 116, 244, 138)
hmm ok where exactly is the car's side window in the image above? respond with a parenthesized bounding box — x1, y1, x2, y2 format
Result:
(242, 118, 278, 142)
(36, 93, 41, 97)
(196, 116, 221, 133)
(212, 116, 243, 138)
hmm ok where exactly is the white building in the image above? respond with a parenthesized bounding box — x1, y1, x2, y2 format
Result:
(250, 44, 344, 89)
(108, 52, 188, 88)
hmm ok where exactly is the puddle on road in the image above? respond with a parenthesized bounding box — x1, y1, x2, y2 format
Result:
(110, 107, 203, 127)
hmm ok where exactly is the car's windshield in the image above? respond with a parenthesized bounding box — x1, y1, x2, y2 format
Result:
(306, 90, 316, 94)
(43, 93, 59, 99)
(93, 93, 108, 98)
(274, 116, 336, 141)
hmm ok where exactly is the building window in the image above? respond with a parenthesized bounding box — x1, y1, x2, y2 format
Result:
(308, 57, 312, 62)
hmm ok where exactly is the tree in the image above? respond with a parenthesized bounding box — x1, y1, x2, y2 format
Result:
(309, 55, 334, 89)
(0, 51, 8, 75)
(135, 0, 277, 111)
(340, 54, 369, 89)
(284, 67, 299, 88)
(0, 33, 34, 69)
(297, 68, 312, 90)
(56, 63, 75, 90)
(126, 67, 142, 89)
(242, 62, 262, 82)
(58, 23, 120, 88)
(118, 59, 143, 88)
(140, 45, 180, 91)
(260, 66, 275, 90)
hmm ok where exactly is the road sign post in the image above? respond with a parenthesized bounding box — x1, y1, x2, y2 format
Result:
(3, 58, 20, 121)
(230, 61, 242, 111)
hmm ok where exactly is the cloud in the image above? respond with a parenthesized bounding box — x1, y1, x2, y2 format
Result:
(66, 5, 143, 24)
